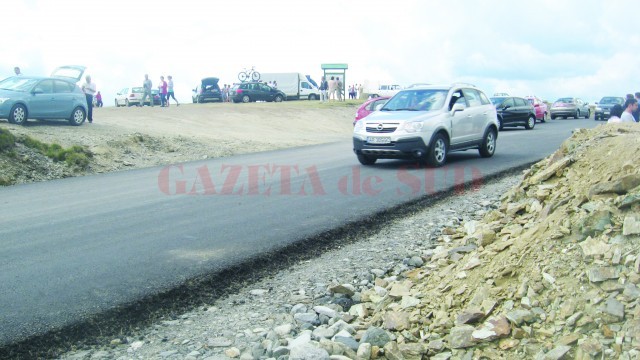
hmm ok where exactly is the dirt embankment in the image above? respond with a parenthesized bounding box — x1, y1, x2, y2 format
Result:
(0, 101, 357, 186)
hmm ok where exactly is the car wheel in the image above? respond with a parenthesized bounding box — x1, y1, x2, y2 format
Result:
(585, 109, 590, 119)
(594, 115, 599, 121)
(525, 115, 536, 130)
(242, 95, 251, 103)
(541, 112, 548, 123)
(115, 99, 119, 107)
(575, 110, 580, 119)
(479, 128, 497, 158)
(427, 133, 448, 167)
(497, 116, 504, 131)
(308, 94, 317, 101)
(126, 99, 131, 107)
(357, 154, 377, 165)
(274, 95, 283, 103)
(9, 104, 27, 125)
(551, 114, 556, 120)
(68, 107, 86, 126)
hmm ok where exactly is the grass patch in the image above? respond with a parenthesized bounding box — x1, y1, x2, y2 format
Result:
(17, 132, 93, 169)
(0, 128, 16, 152)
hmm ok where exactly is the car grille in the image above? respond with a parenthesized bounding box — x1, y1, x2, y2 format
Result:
(366, 123, 398, 133)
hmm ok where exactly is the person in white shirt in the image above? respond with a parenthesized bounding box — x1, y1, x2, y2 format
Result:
(81, 75, 97, 123)
(620, 98, 638, 123)
(607, 104, 624, 123)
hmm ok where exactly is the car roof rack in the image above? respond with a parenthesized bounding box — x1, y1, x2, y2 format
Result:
(451, 82, 476, 88)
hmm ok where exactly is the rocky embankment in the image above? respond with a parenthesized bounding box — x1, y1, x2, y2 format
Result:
(58, 124, 640, 360)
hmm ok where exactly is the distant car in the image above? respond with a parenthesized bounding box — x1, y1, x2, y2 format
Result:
(550, 97, 590, 119)
(0, 65, 87, 126)
(353, 83, 498, 167)
(369, 84, 402, 98)
(231, 82, 286, 103)
(524, 96, 549, 122)
(192, 77, 223, 103)
(490, 96, 536, 130)
(594, 96, 625, 121)
(115, 87, 160, 107)
(354, 96, 390, 125)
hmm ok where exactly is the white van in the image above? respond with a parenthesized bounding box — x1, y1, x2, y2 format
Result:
(259, 73, 319, 100)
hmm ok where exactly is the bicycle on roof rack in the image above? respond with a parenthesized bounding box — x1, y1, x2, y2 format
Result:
(238, 66, 260, 82)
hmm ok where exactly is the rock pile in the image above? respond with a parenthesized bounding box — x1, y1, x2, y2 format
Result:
(233, 124, 640, 359)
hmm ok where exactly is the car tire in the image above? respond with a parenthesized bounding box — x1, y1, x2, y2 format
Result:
(242, 95, 251, 103)
(68, 107, 86, 126)
(585, 109, 590, 119)
(479, 128, 497, 158)
(427, 132, 448, 167)
(9, 104, 27, 125)
(308, 94, 317, 101)
(525, 115, 536, 130)
(551, 114, 556, 120)
(541, 112, 548, 123)
(575, 110, 580, 119)
(274, 95, 283, 103)
(357, 154, 377, 165)
(497, 116, 504, 131)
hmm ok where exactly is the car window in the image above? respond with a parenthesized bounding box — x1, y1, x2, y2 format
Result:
(557, 98, 573, 103)
(462, 89, 482, 107)
(54, 80, 74, 93)
(449, 90, 467, 110)
(514, 98, 527, 107)
(502, 98, 515, 108)
(478, 91, 491, 105)
(383, 89, 447, 111)
(0, 77, 39, 91)
(301, 82, 311, 89)
(35, 80, 54, 94)
(260, 84, 270, 91)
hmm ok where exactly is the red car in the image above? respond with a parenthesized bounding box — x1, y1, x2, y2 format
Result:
(524, 96, 548, 122)
(354, 96, 390, 125)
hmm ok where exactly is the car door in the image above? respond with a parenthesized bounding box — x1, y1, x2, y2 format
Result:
(513, 97, 529, 124)
(449, 89, 474, 145)
(259, 83, 272, 101)
(461, 88, 486, 140)
(29, 79, 56, 118)
(52, 80, 77, 118)
(499, 98, 517, 125)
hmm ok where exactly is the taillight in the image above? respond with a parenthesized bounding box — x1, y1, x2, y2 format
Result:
(129, 94, 135, 98)
(236, 89, 243, 94)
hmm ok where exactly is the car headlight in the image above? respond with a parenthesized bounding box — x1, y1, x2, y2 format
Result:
(400, 121, 424, 133)
(0, 98, 10, 105)
(354, 120, 365, 131)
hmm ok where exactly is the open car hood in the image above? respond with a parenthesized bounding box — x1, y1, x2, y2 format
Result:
(51, 65, 86, 82)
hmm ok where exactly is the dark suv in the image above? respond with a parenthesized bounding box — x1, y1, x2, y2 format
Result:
(231, 82, 286, 103)
(594, 96, 625, 121)
(192, 77, 223, 103)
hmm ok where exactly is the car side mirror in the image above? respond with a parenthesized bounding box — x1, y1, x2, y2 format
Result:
(502, 104, 511, 110)
(451, 103, 465, 114)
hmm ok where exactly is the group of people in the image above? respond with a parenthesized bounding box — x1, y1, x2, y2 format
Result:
(607, 92, 640, 123)
(318, 76, 345, 102)
(140, 74, 180, 108)
(348, 84, 364, 99)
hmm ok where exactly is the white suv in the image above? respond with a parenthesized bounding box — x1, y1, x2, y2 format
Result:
(353, 84, 499, 166)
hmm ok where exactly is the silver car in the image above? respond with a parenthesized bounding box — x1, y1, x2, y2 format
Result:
(550, 97, 590, 119)
(353, 84, 499, 167)
(0, 65, 87, 126)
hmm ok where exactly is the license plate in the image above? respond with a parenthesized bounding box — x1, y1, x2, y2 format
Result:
(367, 136, 391, 144)
(604, 111, 610, 115)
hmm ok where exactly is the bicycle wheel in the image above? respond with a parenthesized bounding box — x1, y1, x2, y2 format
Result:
(250, 71, 260, 81)
(238, 72, 248, 82)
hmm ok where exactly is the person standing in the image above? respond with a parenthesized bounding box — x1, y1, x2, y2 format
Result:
(633, 92, 640, 122)
(95, 91, 103, 107)
(81, 75, 96, 123)
(14, 67, 22, 76)
(607, 104, 624, 123)
(358, 84, 364, 99)
(166, 75, 179, 106)
(159, 76, 168, 107)
(336, 77, 343, 101)
(328, 76, 336, 101)
(620, 97, 638, 122)
(140, 74, 153, 107)
(319, 76, 328, 102)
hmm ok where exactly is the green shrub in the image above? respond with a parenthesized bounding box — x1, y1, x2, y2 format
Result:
(0, 129, 16, 152)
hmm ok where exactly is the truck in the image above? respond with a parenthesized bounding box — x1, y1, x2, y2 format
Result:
(258, 73, 319, 100)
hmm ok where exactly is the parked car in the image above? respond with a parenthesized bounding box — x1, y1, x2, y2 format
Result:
(491, 96, 536, 130)
(550, 97, 590, 119)
(231, 82, 286, 103)
(353, 84, 498, 167)
(594, 96, 625, 121)
(0, 65, 87, 126)
(192, 77, 223, 103)
(354, 96, 390, 125)
(369, 84, 402, 98)
(114, 87, 160, 107)
(524, 95, 548, 122)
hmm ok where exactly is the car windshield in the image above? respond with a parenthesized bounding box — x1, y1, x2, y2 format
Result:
(132, 87, 144, 93)
(381, 89, 447, 111)
(490, 97, 507, 106)
(556, 98, 574, 103)
(600, 97, 623, 104)
(0, 77, 39, 91)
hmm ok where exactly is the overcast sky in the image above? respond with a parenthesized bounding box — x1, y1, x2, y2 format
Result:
(2, 0, 639, 105)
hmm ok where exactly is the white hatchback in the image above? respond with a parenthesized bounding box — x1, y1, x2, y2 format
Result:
(353, 84, 499, 167)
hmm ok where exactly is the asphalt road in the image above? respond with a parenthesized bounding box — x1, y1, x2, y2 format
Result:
(0, 117, 600, 346)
